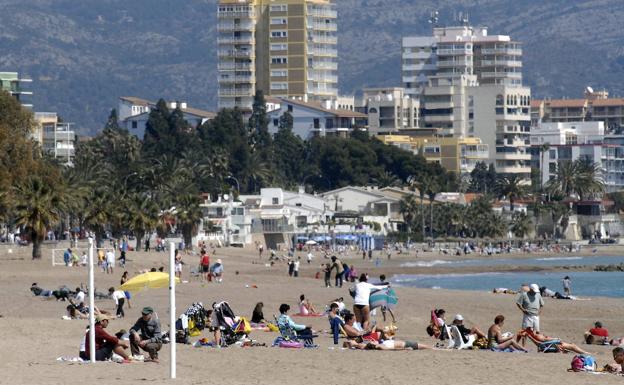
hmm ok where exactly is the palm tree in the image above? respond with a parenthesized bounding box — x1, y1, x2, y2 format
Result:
(425, 179, 440, 240)
(374, 171, 400, 188)
(510, 212, 531, 239)
(495, 174, 526, 213)
(546, 159, 604, 200)
(124, 193, 159, 252)
(407, 175, 427, 240)
(399, 195, 419, 235)
(175, 192, 203, 249)
(14, 177, 64, 259)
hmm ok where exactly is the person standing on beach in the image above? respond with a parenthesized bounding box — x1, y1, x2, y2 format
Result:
(331, 256, 345, 287)
(323, 263, 332, 287)
(516, 283, 544, 336)
(562, 276, 572, 296)
(293, 257, 301, 277)
(200, 251, 211, 282)
(105, 249, 115, 274)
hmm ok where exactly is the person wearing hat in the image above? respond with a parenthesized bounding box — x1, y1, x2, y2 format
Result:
(130, 307, 162, 362)
(82, 314, 130, 361)
(451, 314, 486, 344)
(211, 259, 224, 283)
(516, 283, 544, 337)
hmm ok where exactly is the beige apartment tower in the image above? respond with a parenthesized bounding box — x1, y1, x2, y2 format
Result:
(217, 0, 337, 111)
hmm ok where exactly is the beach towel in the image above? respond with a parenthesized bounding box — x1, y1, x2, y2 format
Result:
(369, 287, 398, 310)
(292, 313, 324, 317)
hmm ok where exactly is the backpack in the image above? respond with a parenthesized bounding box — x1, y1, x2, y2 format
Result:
(570, 355, 596, 372)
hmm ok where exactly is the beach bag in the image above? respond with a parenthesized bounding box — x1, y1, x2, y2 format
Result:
(570, 355, 596, 372)
(234, 317, 252, 334)
(266, 322, 279, 332)
(472, 337, 488, 350)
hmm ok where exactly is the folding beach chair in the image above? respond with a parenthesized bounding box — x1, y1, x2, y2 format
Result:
(518, 328, 563, 353)
(449, 325, 476, 350)
(273, 315, 318, 348)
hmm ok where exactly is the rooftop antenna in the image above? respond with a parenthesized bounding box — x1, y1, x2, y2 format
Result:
(457, 11, 470, 26)
(428, 10, 439, 30)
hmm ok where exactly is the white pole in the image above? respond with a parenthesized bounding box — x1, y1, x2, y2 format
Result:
(88, 238, 96, 363)
(169, 242, 176, 379)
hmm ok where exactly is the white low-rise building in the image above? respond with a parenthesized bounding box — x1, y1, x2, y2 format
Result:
(266, 97, 367, 140)
(118, 97, 216, 138)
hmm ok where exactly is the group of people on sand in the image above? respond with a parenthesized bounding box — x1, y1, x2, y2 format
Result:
(80, 306, 163, 363)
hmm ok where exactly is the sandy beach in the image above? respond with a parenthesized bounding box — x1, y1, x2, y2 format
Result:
(1, 243, 623, 385)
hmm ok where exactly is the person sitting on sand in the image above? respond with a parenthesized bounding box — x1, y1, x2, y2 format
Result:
(585, 321, 609, 345)
(328, 303, 345, 345)
(298, 294, 317, 315)
(83, 314, 131, 362)
(604, 347, 624, 374)
(130, 307, 162, 362)
(277, 304, 315, 340)
(342, 313, 388, 343)
(251, 302, 265, 324)
(452, 314, 486, 343)
(487, 315, 527, 352)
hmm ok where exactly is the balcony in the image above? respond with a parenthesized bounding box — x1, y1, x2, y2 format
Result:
(217, 21, 255, 32)
(306, 87, 338, 96)
(307, 74, 338, 83)
(496, 165, 531, 174)
(217, 9, 255, 18)
(217, 36, 254, 45)
(461, 150, 489, 159)
(307, 8, 337, 18)
(218, 50, 255, 58)
(480, 48, 522, 56)
(437, 59, 470, 67)
(307, 47, 337, 57)
(312, 62, 338, 70)
(218, 62, 253, 70)
(480, 60, 522, 67)
(310, 35, 337, 44)
(309, 21, 337, 31)
(218, 74, 256, 83)
(481, 71, 522, 78)
(437, 48, 472, 56)
(218, 100, 253, 109)
(218, 87, 254, 97)
(423, 114, 454, 123)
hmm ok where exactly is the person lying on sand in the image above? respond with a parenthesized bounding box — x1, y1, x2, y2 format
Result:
(492, 288, 517, 294)
(342, 313, 389, 343)
(603, 347, 624, 374)
(518, 329, 591, 354)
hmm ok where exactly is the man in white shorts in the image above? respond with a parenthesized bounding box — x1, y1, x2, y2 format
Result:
(105, 249, 115, 274)
(516, 283, 544, 333)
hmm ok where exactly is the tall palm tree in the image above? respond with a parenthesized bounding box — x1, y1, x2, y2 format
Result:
(175, 192, 203, 249)
(495, 174, 526, 213)
(510, 212, 531, 239)
(425, 179, 440, 240)
(407, 175, 427, 240)
(374, 171, 400, 188)
(546, 159, 604, 200)
(14, 177, 64, 259)
(399, 195, 419, 235)
(124, 193, 159, 252)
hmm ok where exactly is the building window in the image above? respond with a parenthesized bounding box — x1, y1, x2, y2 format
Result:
(369, 107, 378, 114)
(271, 30, 287, 38)
(131, 121, 138, 129)
(271, 56, 288, 64)
(288, 104, 293, 112)
(272, 197, 279, 205)
(271, 70, 288, 77)
(313, 118, 320, 129)
(271, 82, 288, 90)
(326, 118, 334, 129)
(273, 119, 279, 126)
(270, 43, 288, 51)
(270, 4, 287, 12)
(270, 18, 287, 25)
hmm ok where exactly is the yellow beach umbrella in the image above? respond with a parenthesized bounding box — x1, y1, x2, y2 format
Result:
(120, 272, 180, 293)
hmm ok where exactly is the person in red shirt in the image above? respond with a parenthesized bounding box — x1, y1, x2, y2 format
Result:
(83, 314, 130, 361)
(585, 321, 609, 344)
(200, 252, 211, 282)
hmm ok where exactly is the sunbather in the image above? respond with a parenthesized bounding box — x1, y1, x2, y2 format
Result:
(251, 302, 266, 324)
(604, 347, 623, 374)
(487, 315, 527, 352)
(585, 321, 609, 345)
(517, 329, 590, 354)
(342, 313, 386, 343)
(298, 294, 317, 315)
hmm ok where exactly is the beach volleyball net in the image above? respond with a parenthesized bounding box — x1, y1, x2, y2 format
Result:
(51, 247, 115, 267)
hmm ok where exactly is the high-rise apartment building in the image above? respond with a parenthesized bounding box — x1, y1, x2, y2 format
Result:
(0, 71, 33, 108)
(401, 26, 531, 178)
(217, 0, 338, 111)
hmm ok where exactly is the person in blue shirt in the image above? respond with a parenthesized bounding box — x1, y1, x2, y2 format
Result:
(327, 303, 344, 345)
(63, 248, 72, 266)
(277, 304, 314, 339)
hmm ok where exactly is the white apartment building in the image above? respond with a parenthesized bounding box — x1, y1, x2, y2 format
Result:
(34, 112, 77, 166)
(401, 26, 531, 179)
(117, 97, 215, 138)
(266, 96, 366, 139)
(358, 87, 419, 135)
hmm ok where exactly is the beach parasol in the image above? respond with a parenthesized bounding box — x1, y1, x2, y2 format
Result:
(305, 240, 318, 245)
(120, 272, 180, 293)
(369, 287, 398, 310)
